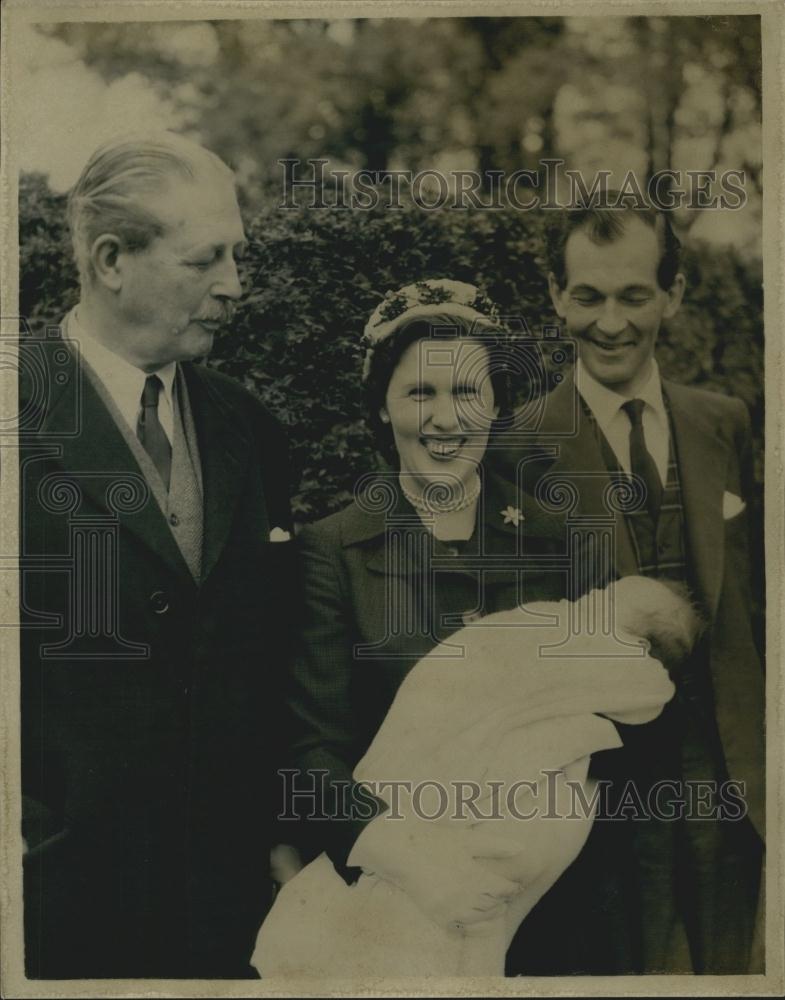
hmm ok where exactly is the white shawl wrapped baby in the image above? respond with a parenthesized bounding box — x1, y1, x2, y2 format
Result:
(253, 577, 699, 977)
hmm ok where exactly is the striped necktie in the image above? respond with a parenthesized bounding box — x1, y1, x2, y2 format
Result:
(137, 374, 172, 490)
(621, 398, 662, 521)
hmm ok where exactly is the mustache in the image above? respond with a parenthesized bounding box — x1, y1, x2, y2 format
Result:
(193, 305, 236, 324)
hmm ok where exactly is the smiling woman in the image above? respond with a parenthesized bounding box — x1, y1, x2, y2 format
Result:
(253, 277, 707, 977)
(267, 279, 580, 972)
(368, 322, 506, 537)
(362, 282, 513, 538)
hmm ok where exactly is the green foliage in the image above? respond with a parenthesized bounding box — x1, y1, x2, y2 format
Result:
(18, 171, 764, 525)
(38, 15, 761, 206)
(18, 174, 79, 331)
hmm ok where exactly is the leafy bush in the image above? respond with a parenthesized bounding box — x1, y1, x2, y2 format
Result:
(18, 172, 764, 526)
(18, 174, 79, 330)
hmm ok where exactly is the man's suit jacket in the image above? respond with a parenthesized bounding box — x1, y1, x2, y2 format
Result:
(493, 370, 764, 838)
(19, 336, 295, 978)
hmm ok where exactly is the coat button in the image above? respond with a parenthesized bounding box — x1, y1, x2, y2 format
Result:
(149, 590, 170, 614)
(169, 512, 180, 527)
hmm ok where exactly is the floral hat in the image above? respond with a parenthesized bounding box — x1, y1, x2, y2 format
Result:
(361, 278, 506, 381)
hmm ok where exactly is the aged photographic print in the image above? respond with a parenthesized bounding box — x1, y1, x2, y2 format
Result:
(1, 0, 782, 995)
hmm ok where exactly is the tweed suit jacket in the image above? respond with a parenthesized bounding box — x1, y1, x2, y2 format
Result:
(491, 370, 765, 838)
(490, 369, 765, 974)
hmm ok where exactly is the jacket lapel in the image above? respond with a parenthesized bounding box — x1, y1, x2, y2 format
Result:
(349, 479, 429, 577)
(33, 344, 193, 585)
(481, 467, 567, 553)
(663, 379, 729, 615)
(532, 374, 639, 579)
(354, 470, 566, 579)
(181, 362, 255, 583)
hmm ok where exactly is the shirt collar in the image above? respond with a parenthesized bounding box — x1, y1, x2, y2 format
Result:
(68, 306, 177, 405)
(575, 357, 665, 430)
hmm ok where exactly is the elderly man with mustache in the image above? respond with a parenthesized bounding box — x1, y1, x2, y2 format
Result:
(20, 132, 294, 978)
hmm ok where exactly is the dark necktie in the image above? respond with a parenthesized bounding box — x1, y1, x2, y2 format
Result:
(137, 374, 172, 490)
(621, 398, 662, 521)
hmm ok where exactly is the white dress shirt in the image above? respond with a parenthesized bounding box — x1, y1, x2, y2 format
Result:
(575, 358, 669, 485)
(67, 308, 176, 446)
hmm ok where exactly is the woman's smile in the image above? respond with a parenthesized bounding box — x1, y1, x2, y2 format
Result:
(420, 434, 468, 460)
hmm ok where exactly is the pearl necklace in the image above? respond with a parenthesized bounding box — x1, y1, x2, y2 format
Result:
(400, 473, 481, 514)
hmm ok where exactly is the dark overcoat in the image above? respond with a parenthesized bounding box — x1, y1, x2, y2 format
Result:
(19, 337, 294, 978)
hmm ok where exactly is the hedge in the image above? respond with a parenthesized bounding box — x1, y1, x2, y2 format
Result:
(18, 171, 764, 528)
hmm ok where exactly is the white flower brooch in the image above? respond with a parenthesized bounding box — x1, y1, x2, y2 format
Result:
(501, 506, 524, 527)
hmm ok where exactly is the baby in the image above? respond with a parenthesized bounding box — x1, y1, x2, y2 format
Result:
(255, 576, 702, 978)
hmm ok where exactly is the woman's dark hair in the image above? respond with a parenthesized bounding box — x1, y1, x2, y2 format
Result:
(364, 311, 513, 465)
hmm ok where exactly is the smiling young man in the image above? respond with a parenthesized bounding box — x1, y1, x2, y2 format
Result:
(20, 132, 294, 978)
(496, 199, 765, 976)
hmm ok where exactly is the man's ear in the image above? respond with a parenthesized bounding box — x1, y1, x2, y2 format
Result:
(548, 272, 567, 320)
(90, 234, 124, 292)
(379, 406, 390, 425)
(662, 272, 686, 319)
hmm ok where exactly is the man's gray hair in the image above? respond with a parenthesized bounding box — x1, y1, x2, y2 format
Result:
(67, 131, 235, 285)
